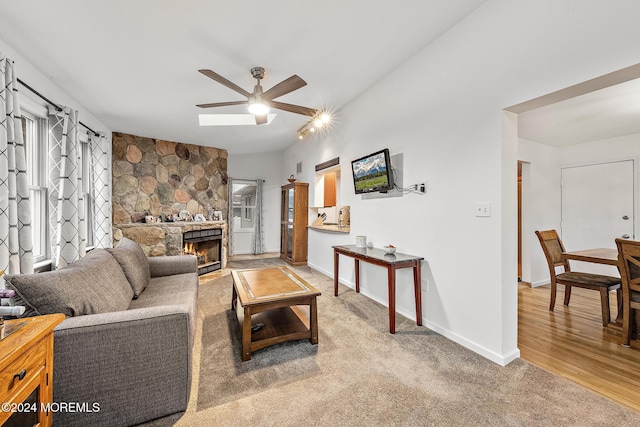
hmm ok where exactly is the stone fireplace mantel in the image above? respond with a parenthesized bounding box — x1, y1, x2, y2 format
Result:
(113, 221, 227, 268)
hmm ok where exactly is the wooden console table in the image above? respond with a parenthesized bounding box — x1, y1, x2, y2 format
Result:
(333, 245, 423, 334)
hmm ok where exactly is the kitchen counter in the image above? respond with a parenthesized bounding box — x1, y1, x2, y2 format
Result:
(308, 224, 350, 234)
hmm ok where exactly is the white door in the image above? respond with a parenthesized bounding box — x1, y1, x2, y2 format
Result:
(561, 160, 634, 275)
(230, 180, 258, 255)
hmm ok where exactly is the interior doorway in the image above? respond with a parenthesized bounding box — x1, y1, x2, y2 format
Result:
(230, 179, 259, 255)
(508, 64, 640, 403)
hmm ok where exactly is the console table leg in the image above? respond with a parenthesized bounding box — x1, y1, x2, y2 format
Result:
(388, 266, 396, 334)
(334, 250, 339, 296)
(355, 259, 360, 293)
(413, 261, 423, 326)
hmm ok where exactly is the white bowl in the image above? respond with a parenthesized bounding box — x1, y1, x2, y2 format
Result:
(383, 246, 396, 254)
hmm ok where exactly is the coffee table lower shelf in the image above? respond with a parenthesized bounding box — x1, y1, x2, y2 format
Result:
(233, 302, 313, 356)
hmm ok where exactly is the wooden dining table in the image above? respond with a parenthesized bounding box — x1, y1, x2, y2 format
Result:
(561, 247, 619, 266)
(561, 247, 623, 328)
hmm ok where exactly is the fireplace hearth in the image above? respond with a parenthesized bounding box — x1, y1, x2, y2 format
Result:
(182, 228, 222, 275)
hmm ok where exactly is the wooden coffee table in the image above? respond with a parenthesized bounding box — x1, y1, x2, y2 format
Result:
(231, 266, 321, 361)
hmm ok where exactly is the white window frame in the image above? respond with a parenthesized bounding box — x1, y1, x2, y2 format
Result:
(243, 194, 256, 222)
(78, 131, 95, 250)
(20, 94, 49, 264)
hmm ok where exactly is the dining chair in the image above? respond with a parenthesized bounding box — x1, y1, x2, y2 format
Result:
(615, 238, 640, 347)
(535, 230, 621, 326)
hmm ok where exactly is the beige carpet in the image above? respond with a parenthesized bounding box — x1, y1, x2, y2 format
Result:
(141, 259, 640, 426)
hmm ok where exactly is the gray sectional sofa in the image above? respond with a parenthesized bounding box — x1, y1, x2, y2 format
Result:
(5, 237, 198, 427)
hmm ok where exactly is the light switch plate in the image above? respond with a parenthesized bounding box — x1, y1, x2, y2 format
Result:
(475, 201, 491, 217)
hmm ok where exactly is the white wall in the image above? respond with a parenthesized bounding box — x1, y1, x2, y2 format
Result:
(0, 37, 110, 140)
(227, 151, 283, 253)
(518, 138, 562, 286)
(559, 133, 640, 166)
(281, 0, 640, 365)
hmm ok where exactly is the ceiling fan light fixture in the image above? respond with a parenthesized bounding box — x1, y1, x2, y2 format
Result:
(248, 101, 270, 115)
(297, 110, 333, 139)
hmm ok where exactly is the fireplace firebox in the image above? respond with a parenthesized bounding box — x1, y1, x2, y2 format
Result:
(182, 228, 222, 275)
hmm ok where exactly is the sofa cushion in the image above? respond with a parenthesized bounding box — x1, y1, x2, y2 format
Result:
(129, 272, 199, 347)
(5, 249, 134, 317)
(107, 237, 151, 298)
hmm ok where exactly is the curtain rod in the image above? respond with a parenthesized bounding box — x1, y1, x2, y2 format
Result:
(17, 78, 101, 137)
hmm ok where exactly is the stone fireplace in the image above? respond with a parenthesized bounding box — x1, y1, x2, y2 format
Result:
(111, 132, 229, 265)
(113, 222, 228, 271)
(182, 228, 222, 275)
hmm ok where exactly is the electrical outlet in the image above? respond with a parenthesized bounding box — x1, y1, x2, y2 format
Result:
(475, 201, 491, 217)
(418, 181, 426, 193)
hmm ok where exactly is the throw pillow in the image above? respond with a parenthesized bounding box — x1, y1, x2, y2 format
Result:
(107, 237, 151, 298)
(5, 249, 134, 317)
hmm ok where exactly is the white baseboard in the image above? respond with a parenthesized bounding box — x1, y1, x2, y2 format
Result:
(531, 280, 549, 288)
(308, 262, 332, 277)
(307, 263, 521, 366)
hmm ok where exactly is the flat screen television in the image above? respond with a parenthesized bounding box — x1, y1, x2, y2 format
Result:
(351, 148, 394, 194)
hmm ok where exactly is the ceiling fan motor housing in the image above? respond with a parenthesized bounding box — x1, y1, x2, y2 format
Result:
(251, 67, 265, 80)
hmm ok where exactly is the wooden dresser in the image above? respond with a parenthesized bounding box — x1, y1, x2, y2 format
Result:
(0, 313, 65, 427)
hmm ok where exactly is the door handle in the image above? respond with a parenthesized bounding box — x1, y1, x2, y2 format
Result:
(622, 234, 630, 239)
(623, 215, 630, 220)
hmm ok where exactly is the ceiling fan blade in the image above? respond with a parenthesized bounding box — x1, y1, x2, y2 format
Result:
(262, 75, 307, 101)
(269, 101, 317, 117)
(255, 114, 268, 125)
(196, 100, 248, 108)
(198, 69, 251, 98)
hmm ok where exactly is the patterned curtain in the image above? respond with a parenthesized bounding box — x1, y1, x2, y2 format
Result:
(0, 54, 34, 276)
(48, 106, 85, 268)
(227, 177, 234, 256)
(89, 132, 112, 248)
(253, 179, 265, 255)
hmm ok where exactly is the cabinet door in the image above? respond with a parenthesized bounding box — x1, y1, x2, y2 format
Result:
(324, 172, 336, 207)
(282, 186, 294, 222)
(287, 188, 294, 222)
(280, 223, 293, 260)
(286, 224, 294, 259)
(281, 188, 287, 221)
(280, 224, 286, 256)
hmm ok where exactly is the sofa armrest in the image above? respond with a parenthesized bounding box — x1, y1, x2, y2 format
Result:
(148, 255, 197, 277)
(53, 306, 192, 426)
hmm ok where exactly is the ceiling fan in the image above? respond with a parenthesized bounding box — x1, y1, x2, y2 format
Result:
(196, 67, 318, 125)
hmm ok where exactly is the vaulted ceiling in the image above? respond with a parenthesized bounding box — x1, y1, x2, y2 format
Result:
(0, 1, 486, 155)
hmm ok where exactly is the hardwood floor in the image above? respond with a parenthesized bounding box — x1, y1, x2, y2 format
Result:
(519, 283, 640, 412)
